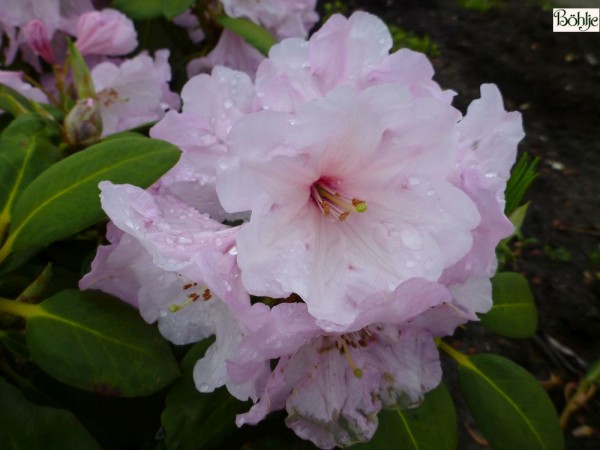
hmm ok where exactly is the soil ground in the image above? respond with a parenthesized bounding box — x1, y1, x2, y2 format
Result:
(320, 0, 600, 448)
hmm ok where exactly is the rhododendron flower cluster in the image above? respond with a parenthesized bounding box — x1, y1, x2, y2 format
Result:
(0, 2, 176, 137)
(81, 11, 524, 449)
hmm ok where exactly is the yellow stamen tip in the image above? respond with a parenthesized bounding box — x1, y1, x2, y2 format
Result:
(353, 368, 363, 378)
(168, 304, 180, 313)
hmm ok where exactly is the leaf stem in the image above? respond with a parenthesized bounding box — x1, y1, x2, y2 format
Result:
(436, 338, 475, 369)
(0, 297, 40, 319)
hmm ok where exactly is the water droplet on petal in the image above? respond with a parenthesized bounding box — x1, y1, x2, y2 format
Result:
(223, 100, 233, 109)
(485, 171, 498, 178)
(406, 260, 418, 268)
(408, 177, 421, 186)
(400, 229, 423, 250)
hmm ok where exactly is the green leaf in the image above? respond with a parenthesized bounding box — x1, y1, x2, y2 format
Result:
(0, 377, 101, 449)
(0, 136, 180, 260)
(162, 0, 196, 19)
(66, 39, 95, 99)
(351, 383, 457, 450)
(113, 0, 164, 20)
(505, 153, 538, 216)
(162, 339, 249, 450)
(25, 289, 181, 397)
(215, 14, 277, 56)
(0, 83, 37, 116)
(0, 114, 61, 241)
(458, 353, 564, 450)
(480, 272, 537, 339)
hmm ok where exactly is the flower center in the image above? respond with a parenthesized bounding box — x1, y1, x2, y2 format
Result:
(310, 180, 367, 221)
(169, 282, 212, 312)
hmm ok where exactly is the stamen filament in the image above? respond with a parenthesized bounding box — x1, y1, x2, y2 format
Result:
(341, 340, 363, 378)
(311, 183, 367, 221)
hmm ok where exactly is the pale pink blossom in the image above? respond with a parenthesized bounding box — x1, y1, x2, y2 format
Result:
(187, 30, 264, 79)
(0, 70, 47, 103)
(80, 182, 271, 400)
(91, 50, 179, 136)
(21, 19, 54, 63)
(150, 66, 256, 221)
(221, 0, 318, 39)
(229, 298, 446, 449)
(217, 83, 480, 330)
(75, 9, 137, 56)
(172, 9, 205, 44)
(253, 12, 452, 114)
(0, 0, 93, 64)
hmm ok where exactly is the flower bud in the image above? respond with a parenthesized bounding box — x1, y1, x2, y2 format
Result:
(22, 19, 55, 64)
(64, 97, 103, 146)
(75, 9, 138, 56)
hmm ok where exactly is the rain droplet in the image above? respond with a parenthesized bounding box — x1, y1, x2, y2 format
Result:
(485, 171, 498, 178)
(400, 229, 423, 250)
(408, 177, 421, 186)
(223, 100, 233, 109)
(406, 260, 418, 268)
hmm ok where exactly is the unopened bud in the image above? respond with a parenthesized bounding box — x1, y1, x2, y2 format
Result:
(64, 97, 103, 146)
(22, 20, 55, 64)
(75, 9, 138, 56)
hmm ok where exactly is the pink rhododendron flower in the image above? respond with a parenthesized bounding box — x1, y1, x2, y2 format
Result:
(221, 0, 318, 39)
(187, 30, 265, 79)
(21, 19, 55, 63)
(75, 9, 137, 56)
(217, 82, 481, 329)
(0, 0, 93, 63)
(91, 50, 179, 136)
(80, 182, 271, 400)
(81, 10, 523, 450)
(187, 0, 318, 78)
(0, 70, 47, 103)
(150, 66, 257, 221)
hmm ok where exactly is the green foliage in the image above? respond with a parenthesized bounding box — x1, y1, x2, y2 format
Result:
(322, 0, 349, 21)
(162, 339, 249, 449)
(480, 272, 537, 339)
(215, 14, 277, 56)
(0, 136, 180, 262)
(458, 0, 497, 12)
(0, 114, 61, 241)
(0, 377, 101, 449)
(543, 245, 572, 263)
(23, 289, 181, 396)
(113, 0, 196, 21)
(352, 383, 457, 450)
(113, 0, 165, 20)
(505, 153, 539, 216)
(458, 353, 564, 450)
(388, 24, 440, 57)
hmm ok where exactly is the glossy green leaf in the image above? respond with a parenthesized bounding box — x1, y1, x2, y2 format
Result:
(0, 114, 61, 240)
(24, 289, 180, 397)
(162, 339, 249, 450)
(0, 136, 180, 259)
(458, 353, 563, 450)
(480, 272, 537, 338)
(162, 0, 196, 19)
(0, 377, 101, 449)
(352, 383, 456, 450)
(505, 152, 538, 216)
(215, 14, 277, 56)
(113, 0, 164, 20)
